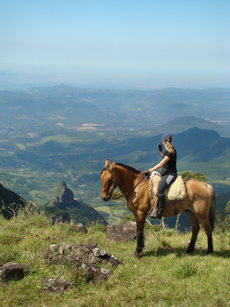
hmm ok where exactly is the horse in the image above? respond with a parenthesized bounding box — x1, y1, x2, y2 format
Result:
(100, 159, 215, 258)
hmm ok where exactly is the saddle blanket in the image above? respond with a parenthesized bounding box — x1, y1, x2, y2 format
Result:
(149, 172, 187, 202)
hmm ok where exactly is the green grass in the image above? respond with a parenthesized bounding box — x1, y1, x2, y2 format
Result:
(0, 210, 230, 307)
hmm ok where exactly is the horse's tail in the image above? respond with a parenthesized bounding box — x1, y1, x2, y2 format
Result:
(207, 184, 215, 230)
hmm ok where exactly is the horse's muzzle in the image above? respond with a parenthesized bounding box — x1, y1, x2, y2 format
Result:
(101, 194, 111, 201)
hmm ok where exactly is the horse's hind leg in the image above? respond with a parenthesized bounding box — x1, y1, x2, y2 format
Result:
(199, 218, 214, 254)
(186, 211, 200, 253)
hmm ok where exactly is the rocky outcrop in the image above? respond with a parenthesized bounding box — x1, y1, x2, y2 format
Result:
(105, 221, 137, 242)
(0, 242, 122, 291)
(43, 242, 122, 284)
(45, 181, 108, 226)
(53, 180, 74, 207)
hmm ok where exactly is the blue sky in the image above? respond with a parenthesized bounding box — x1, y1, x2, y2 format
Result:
(1, 0, 229, 89)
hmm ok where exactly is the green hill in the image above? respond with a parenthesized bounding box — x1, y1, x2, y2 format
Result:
(157, 116, 230, 137)
(0, 183, 26, 219)
(43, 180, 108, 226)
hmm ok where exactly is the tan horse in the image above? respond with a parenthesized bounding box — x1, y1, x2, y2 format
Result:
(100, 159, 215, 258)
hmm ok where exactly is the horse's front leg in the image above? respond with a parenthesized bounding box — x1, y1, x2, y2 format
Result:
(133, 210, 147, 258)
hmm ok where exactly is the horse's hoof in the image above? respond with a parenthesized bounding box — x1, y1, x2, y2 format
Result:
(185, 248, 194, 254)
(132, 251, 140, 259)
(186, 245, 194, 253)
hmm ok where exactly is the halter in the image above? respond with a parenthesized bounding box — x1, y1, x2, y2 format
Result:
(102, 164, 146, 199)
(101, 165, 116, 196)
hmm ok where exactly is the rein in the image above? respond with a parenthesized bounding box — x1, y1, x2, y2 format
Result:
(111, 174, 146, 199)
(101, 163, 145, 199)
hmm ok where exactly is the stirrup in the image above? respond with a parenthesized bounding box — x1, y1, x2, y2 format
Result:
(149, 196, 158, 219)
(150, 207, 158, 219)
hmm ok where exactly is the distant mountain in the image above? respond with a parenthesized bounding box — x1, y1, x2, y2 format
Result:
(82, 126, 230, 194)
(156, 116, 230, 138)
(43, 181, 108, 225)
(0, 183, 26, 218)
(95, 126, 229, 164)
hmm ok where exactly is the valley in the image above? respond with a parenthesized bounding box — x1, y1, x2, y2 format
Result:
(0, 85, 230, 225)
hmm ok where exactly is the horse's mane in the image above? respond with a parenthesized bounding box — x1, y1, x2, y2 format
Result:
(116, 163, 142, 175)
(101, 162, 142, 175)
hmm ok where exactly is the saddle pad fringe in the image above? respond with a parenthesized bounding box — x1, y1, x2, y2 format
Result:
(149, 172, 187, 202)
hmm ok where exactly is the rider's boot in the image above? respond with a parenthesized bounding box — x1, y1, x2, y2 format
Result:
(157, 195, 165, 219)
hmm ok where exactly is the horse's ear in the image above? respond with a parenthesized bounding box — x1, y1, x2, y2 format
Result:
(104, 159, 110, 167)
(111, 160, 116, 170)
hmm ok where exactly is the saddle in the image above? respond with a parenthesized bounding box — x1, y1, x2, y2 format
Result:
(148, 172, 187, 217)
(149, 172, 187, 201)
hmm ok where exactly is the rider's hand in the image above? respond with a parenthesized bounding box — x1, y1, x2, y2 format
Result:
(142, 170, 151, 176)
(157, 143, 163, 152)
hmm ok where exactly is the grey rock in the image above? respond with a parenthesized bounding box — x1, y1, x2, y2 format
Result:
(42, 278, 69, 293)
(0, 262, 24, 282)
(69, 223, 88, 234)
(110, 255, 123, 268)
(105, 221, 137, 242)
(92, 247, 110, 259)
(83, 263, 111, 284)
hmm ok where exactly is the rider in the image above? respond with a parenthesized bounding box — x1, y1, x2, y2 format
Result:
(143, 133, 177, 219)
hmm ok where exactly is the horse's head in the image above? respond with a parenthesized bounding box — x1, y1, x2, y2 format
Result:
(100, 159, 116, 201)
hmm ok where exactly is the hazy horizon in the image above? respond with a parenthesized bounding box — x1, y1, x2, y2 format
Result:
(1, 66, 229, 91)
(1, 0, 229, 90)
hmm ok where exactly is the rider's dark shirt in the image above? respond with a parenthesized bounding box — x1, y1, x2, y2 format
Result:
(161, 149, 177, 176)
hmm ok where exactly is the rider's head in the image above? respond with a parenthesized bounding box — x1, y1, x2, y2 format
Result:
(162, 133, 175, 155)
(162, 133, 172, 144)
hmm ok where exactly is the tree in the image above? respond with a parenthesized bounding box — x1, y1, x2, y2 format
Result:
(181, 171, 207, 182)
(215, 199, 230, 232)
(223, 199, 230, 229)
(224, 199, 230, 215)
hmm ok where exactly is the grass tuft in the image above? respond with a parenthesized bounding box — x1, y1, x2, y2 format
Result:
(173, 261, 197, 278)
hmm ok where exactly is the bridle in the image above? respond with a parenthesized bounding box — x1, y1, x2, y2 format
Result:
(101, 165, 116, 196)
(101, 165, 146, 199)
